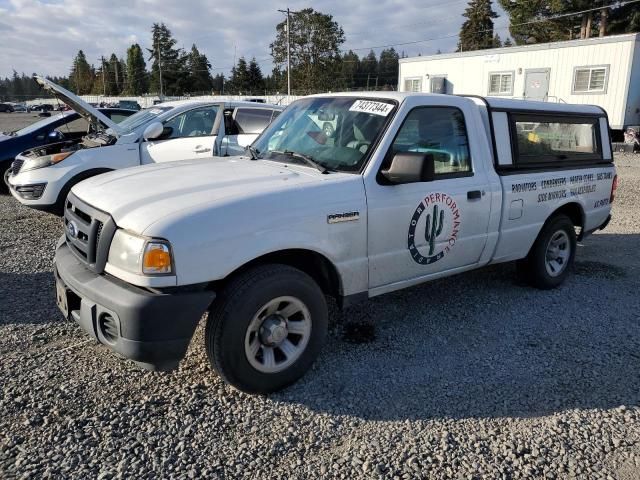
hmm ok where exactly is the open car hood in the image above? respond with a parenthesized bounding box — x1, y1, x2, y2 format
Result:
(33, 76, 123, 136)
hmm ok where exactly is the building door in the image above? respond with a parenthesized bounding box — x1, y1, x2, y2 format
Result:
(524, 69, 550, 101)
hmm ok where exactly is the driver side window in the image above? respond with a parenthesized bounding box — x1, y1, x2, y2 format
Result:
(163, 106, 218, 139)
(389, 107, 472, 176)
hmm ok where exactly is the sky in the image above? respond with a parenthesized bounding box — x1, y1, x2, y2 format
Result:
(0, 0, 509, 79)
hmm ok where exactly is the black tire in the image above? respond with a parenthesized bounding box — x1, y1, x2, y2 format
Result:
(1, 167, 10, 194)
(206, 264, 328, 394)
(518, 214, 576, 290)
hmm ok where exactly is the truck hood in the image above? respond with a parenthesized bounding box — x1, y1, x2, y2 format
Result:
(33, 76, 122, 136)
(71, 157, 325, 233)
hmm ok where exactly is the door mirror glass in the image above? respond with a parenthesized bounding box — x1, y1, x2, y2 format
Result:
(143, 121, 164, 140)
(381, 152, 435, 184)
(47, 131, 64, 141)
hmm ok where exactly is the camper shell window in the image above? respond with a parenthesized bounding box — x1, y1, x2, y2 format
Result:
(508, 113, 606, 167)
(572, 65, 609, 94)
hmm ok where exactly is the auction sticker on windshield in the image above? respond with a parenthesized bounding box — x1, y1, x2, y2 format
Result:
(349, 100, 394, 116)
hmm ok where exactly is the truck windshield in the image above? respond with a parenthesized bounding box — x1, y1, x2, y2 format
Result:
(251, 97, 397, 173)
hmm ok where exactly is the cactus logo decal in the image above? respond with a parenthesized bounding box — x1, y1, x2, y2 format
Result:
(408, 193, 461, 265)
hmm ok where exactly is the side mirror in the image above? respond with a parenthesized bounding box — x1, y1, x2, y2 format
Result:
(143, 121, 164, 141)
(47, 131, 63, 141)
(381, 152, 435, 184)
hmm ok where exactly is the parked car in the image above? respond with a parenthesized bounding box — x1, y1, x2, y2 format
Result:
(0, 103, 15, 113)
(11, 103, 28, 112)
(1, 108, 135, 193)
(52, 92, 616, 393)
(28, 104, 54, 112)
(118, 100, 141, 111)
(7, 76, 283, 213)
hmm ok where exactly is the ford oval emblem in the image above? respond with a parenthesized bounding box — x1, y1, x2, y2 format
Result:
(67, 221, 78, 238)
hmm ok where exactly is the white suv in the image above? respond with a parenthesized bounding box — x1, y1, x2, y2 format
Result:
(7, 77, 282, 214)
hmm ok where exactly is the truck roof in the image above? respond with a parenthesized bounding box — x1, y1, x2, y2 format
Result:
(306, 91, 606, 116)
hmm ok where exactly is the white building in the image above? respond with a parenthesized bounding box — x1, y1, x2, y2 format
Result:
(398, 33, 640, 134)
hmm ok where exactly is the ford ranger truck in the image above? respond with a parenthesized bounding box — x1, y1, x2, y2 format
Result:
(53, 93, 616, 394)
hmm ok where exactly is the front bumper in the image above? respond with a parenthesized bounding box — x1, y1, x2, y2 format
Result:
(54, 237, 216, 371)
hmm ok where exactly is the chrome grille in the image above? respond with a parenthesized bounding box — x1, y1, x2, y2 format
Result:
(64, 193, 116, 273)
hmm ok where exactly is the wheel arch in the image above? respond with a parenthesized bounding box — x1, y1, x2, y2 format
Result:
(53, 167, 114, 215)
(525, 201, 585, 258)
(213, 248, 344, 301)
(549, 201, 585, 239)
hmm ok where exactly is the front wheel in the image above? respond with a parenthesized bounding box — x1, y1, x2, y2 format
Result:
(205, 264, 328, 394)
(518, 214, 576, 289)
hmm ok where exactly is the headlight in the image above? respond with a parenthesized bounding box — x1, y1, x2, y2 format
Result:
(108, 230, 173, 275)
(21, 151, 73, 172)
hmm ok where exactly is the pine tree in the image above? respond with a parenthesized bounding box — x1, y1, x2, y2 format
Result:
(270, 8, 345, 94)
(359, 50, 378, 89)
(228, 57, 249, 94)
(495, 0, 637, 45)
(107, 53, 122, 95)
(126, 44, 148, 95)
(378, 48, 400, 89)
(69, 50, 93, 94)
(503, 37, 513, 47)
(148, 23, 187, 96)
(457, 0, 499, 52)
(247, 58, 264, 94)
(212, 73, 225, 94)
(186, 44, 213, 93)
(340, 50, 360, 90)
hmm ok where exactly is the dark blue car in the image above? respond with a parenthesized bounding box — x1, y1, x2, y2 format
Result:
(0, 108, 135, 191)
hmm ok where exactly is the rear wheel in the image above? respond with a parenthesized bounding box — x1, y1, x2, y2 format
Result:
(518, 214, 576, 289)
(205, 264, 328, 394)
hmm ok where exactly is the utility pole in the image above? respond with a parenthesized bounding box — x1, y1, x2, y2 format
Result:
(114, 59, 119, 93)
(101, 57, 106, 96)
(278, 8, 299, 97)
(156, 37, 163, 100)
(75, 58, 80, 95)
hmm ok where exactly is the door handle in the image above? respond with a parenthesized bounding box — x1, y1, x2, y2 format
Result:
(467, 190, 482, 200)
(193, 146, 212, 153)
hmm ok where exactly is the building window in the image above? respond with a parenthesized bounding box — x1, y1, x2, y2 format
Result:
(572, 66, 608, 93)
(488, 72, 514, 96)
(404, 78, 422, 93)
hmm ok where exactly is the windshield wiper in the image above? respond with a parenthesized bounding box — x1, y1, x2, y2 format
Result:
(270, 150, 330, 174)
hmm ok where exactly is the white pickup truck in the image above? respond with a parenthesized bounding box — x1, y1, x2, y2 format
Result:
(53, 92, 616, 393)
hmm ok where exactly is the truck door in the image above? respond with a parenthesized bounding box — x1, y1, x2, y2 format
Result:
(140, 105, 219, 164)
(365, 103, 493, 290)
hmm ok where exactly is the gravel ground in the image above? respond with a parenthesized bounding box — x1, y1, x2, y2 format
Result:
(0, 146, 639, 478)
